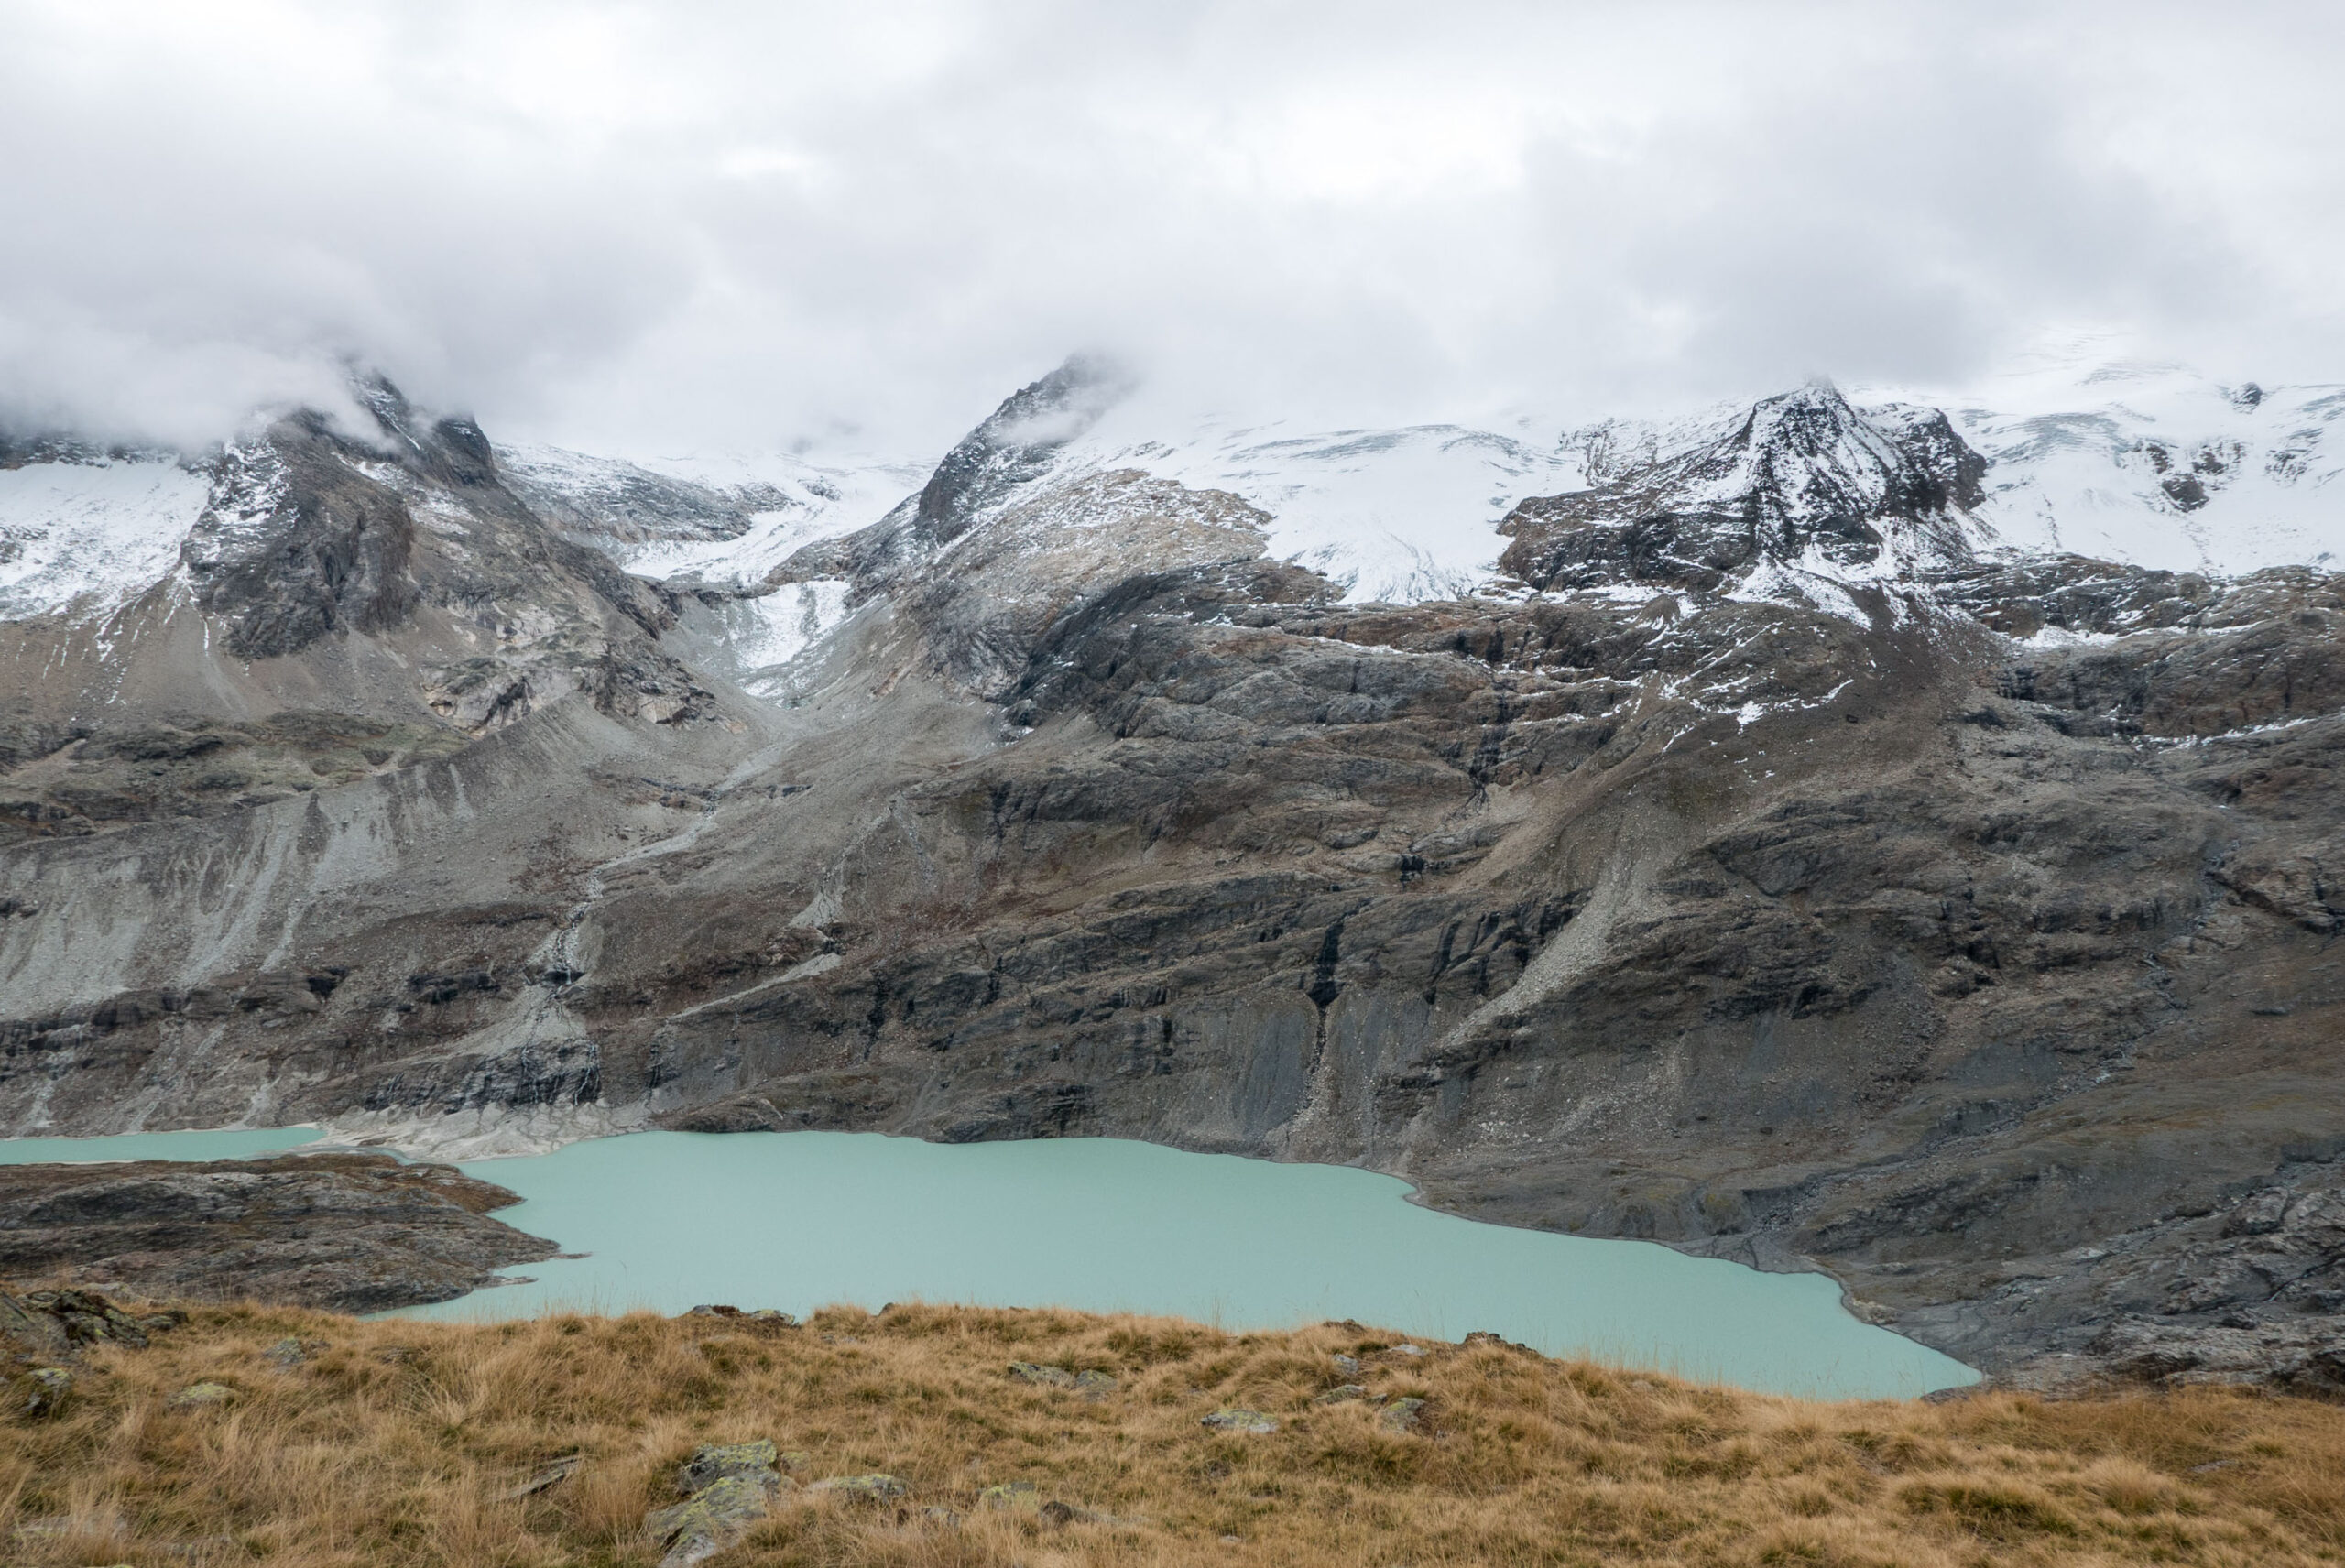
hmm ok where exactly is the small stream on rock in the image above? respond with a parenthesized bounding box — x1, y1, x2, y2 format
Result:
(2, 1126, 1976, 1399)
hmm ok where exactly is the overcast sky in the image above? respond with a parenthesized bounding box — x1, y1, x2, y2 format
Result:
(3, 1, 2340, 457)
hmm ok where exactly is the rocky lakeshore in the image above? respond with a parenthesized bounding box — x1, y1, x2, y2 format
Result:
(0, 1152, 558, 1312)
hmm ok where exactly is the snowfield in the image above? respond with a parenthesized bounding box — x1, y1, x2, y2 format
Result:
(1911, 359, 2345, 575)
(0, 455, 211, 619)
(1050, 409, 1589, 603)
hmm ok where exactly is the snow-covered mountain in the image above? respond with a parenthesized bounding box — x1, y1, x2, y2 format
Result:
(504, 351, 2342, 652)
(2, 349, 2338, 694)
(7, 353, 2345, 1393)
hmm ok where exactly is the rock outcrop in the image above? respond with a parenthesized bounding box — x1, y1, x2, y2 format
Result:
(0, 1152, 559, 1311)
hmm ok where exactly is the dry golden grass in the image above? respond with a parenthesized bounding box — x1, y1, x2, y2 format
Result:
(5, 1300, 2344, 1567)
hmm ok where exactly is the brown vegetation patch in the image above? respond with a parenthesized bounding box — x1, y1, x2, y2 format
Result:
(4, 1300, 2344, 1565)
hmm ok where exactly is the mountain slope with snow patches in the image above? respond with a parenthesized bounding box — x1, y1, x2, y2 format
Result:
(0, 453, 211, 619)
(1, 353, 2338, 689)
(496, 441, 928, 591)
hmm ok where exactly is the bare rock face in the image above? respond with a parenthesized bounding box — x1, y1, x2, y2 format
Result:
(0, 1152, 558, 1312)
(4, 361, 2344, 1388)
(909, 354, 1133, 546)
(1501, 384, 1983, 591)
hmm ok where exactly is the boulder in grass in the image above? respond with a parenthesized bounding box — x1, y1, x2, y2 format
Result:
(979, 1481, 1041, 1514)
(1008, 1361, 1078, 1388)
(265, 1336, 328, 1369)
(1075, 1369, 1118, 1400)
(0, 1293, 71, 1363)
(12, 1367, 71, 1419)
(1199, 1408, 1277, 1434)
(646, 1473, 781, 1566)
(503, 1454, 586, 1499)
(805, 1474, 909, 1502)
(167, 1382, 234, 1410)
(675, 1440, 781, 1495)
(1379, 1397, 1428, 1432)
(1312, 1383, 1371, 1406)
(27, 1289, 149, 1350)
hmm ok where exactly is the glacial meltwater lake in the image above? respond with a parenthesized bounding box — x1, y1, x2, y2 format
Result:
(0, 1126, 1976, 1400)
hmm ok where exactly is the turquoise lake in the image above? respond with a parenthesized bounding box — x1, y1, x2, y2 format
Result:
(0, 1126, 320, 1165)
(0, 1126, 1974, 1400)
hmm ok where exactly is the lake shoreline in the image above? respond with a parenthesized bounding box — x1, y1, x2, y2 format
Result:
(3, 1123, 1973, 1400)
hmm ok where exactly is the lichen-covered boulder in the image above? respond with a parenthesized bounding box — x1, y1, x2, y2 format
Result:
(805, 1474, 908, 1502)
(1200, 1408, 1277, 1433)
(0, 1292, 71, 1364)
(167, 1381, 234, 1410)
(645, 1473, 780, 1563)
(1075, 1369, 1118, 1399)
(1380, 1397, 1428, 1432)
(1312, 1383, 1370, 1405)
(265, 1336, 327, 1369)
(28, 1289, 148, 1349)
(675, 1440, 781, 1495)
(979, 1480, 1042, 1513)
(12, 1366, 71, 1419)
(1008, 1361, 1078, 1388)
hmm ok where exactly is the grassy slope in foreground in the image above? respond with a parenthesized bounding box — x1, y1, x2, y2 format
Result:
(5, 1301, 2344, 1568)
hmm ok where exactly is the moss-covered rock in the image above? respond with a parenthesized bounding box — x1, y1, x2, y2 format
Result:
(675, 1439, 780, 1495)
(1379, 1397, 1428, 1432)
(644, 1472, 780, 1553)
(1201, 1407, 1277, 1433)
(979, 1480, 1041, 1513)
(167, 1381, 234, 1410)
(11, 1366, 71, 1419)
(806, 1473, 909, 1502)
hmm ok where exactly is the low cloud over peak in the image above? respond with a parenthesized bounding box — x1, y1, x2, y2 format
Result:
(3, 1, 2340, 456)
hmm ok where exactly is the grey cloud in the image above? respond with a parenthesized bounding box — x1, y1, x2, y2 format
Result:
(1, 0, 2338, 454)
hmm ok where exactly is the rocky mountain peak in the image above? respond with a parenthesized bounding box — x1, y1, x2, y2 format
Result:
(1714, 383, 1983, 547)
(1499, 383, 1986, 593)
(911, 354, 1134, 545)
